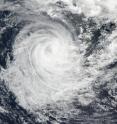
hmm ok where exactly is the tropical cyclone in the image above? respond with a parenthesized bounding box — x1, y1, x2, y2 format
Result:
(5, 15, 91, 110)
(0, 0, 117, 123)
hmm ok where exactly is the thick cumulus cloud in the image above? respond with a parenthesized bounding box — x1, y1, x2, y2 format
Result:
(0, 0, 117, 123)
(75, 0, 117, 17)
(1, 0, 117, 18)
(21, 0, 117, 17)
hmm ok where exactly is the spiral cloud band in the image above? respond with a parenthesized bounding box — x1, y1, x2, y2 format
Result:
(6, 16, 89, 109)
(23, 20, 79, 90)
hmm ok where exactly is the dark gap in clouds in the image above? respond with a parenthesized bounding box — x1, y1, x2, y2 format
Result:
(0, 10, 25, 69)
(106, 61, 117, 69)
(63, 11, 85, 35)
(85, 21, 116, 57)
